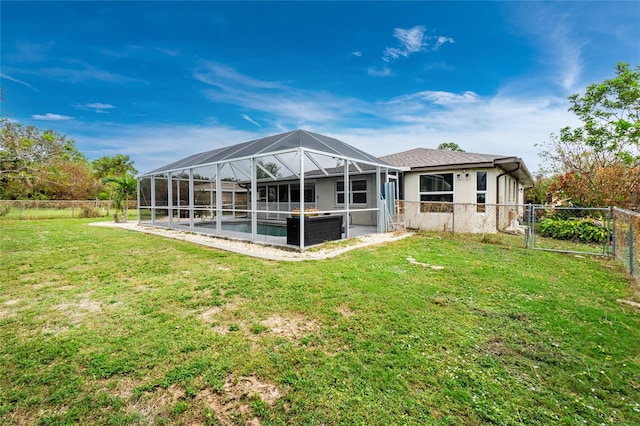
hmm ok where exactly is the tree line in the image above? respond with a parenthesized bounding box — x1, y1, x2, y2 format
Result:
(1, 117, 136, 201)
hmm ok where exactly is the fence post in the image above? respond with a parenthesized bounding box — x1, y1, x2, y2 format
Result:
(630, 220, 635, 277)
(525, 203, 531, 248)
(611, 207, 617, 258)
(451, 203, 455, 235)
(19, 201, 23, 220)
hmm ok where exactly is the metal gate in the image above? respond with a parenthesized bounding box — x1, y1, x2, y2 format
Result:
(525, 205, 613, 256)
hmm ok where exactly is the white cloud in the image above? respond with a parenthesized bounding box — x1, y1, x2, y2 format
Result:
(63, 86, 580, 176)
(0, 72, 38, 91)
(508, 3, 584, 93)
(375, 26, 454, 75)
(69, 123, 260, 174)
(74, 102, 116, 113)
(195, 63, 369, 124)
(367, 66, 392, 77)
(241, 114, 261, 127)
(40, 60, 141, 84)
(352, 51, 363, 57)
(12, 41, 52, 63)
(433, 36, 454, 51)
(387, 91, 479, 107)
(32, 113, 72, 121)
(383, 26, 427, 62)
(194, 62, 283, 90)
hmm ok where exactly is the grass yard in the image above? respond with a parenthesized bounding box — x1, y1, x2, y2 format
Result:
(1, 219, 639, 425)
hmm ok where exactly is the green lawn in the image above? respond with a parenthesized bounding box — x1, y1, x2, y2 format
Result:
(1, 219, 638, 425)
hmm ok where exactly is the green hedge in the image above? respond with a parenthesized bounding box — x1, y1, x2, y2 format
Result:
(539, 217, 608, 244)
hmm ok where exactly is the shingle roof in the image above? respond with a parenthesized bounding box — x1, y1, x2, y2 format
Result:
(380, 148, 534, 187)
(380, 148, 504, 169)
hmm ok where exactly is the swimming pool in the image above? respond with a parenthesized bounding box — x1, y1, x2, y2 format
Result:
(222, 222, 287, 236)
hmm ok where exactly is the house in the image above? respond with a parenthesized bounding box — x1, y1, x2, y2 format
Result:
(137, 130, 534, 249)
(380, 148, 534, 233)
(137, 130, 401, 250)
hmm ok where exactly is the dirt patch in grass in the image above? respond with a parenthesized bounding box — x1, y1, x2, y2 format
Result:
(259, 314, 319, 340)
(196, 375, 283, 426)
(483, 337, 515, 357)
(336, 304, 355, 317)
(199, 301, 240, 324)
(43, 296, 102, 335)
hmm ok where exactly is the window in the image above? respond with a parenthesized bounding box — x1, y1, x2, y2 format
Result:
(336, 179, 367, 204)
(419, 173, 453, 212)
(476, 171, 487, 213)
(290, 184, 315, 203)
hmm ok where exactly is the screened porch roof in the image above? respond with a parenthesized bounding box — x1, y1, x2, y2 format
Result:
(140, 129, 396, 177)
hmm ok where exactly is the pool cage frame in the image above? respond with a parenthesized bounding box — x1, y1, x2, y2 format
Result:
(137, 130, 402, 251)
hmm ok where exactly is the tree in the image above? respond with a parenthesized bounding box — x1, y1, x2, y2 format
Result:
(1, 118, 95, 199)
(525, 174, 553, 205)
(548, 165, 639, 208)
(437, 142, 465, 152)
(91, 154, 137, 180)
(92, 154, 137, 200)
(537, 62, 640, 207)
(568, 62, 639, 165)
(256, 160, 281, 179)
(103, 175, 137, 222)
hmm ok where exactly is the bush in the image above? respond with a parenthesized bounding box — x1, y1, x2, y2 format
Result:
(0, 203, 11, 217)
(79, 205, 100, 218)
(540, 217, 608, 244)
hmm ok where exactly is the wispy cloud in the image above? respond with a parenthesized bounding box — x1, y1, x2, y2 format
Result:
(241, 114, 261, 127)
(195, 63, 369, 124)
(32, 113, 72, 121)
(11, 41, 52, 63)
(387, 91, 479, 107)
(74, 102, 116, 113)
(509, 3, 584, 93)
(53, 84, 580, 178)
(383, 26, 427, 62)
(194, 62, 283, 90)
(367, 66, 392, 77)
(40, 60, 141, 84)
(0, 72, 38, 92)
(374, 26, 455, 76)
(352, 51, 363, 57)
(433, 36, 454, 51)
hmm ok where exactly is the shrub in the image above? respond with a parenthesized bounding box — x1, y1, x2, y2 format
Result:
(0, 203, 11, 217)
(539, 217, 608, 244)
(79, 205, 99, 218)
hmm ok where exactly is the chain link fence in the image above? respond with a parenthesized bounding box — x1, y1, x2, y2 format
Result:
(525, 205, 613, 256)
(397, 200, 527, 235)
(0, 200, 133, 220)
(612, 207, 640, 280)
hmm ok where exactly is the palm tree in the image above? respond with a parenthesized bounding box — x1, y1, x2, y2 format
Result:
(103, 175, 137, 222)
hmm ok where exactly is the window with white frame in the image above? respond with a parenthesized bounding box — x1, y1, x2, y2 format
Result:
(336, 179, 367, 204)
(419, 173, 454, 212)
(476, 171, 487, 213)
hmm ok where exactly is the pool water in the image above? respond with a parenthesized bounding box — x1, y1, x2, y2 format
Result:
(222, 222, 287, 237)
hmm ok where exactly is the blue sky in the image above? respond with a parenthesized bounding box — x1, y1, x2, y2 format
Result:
(2, 1, 639, 174)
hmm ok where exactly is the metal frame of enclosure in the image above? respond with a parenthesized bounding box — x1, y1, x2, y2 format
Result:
(137, 130, 402, 250)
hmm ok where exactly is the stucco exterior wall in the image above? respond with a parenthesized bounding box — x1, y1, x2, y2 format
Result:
(402, 167, 526, 233)
(315, 174, 377, 226)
